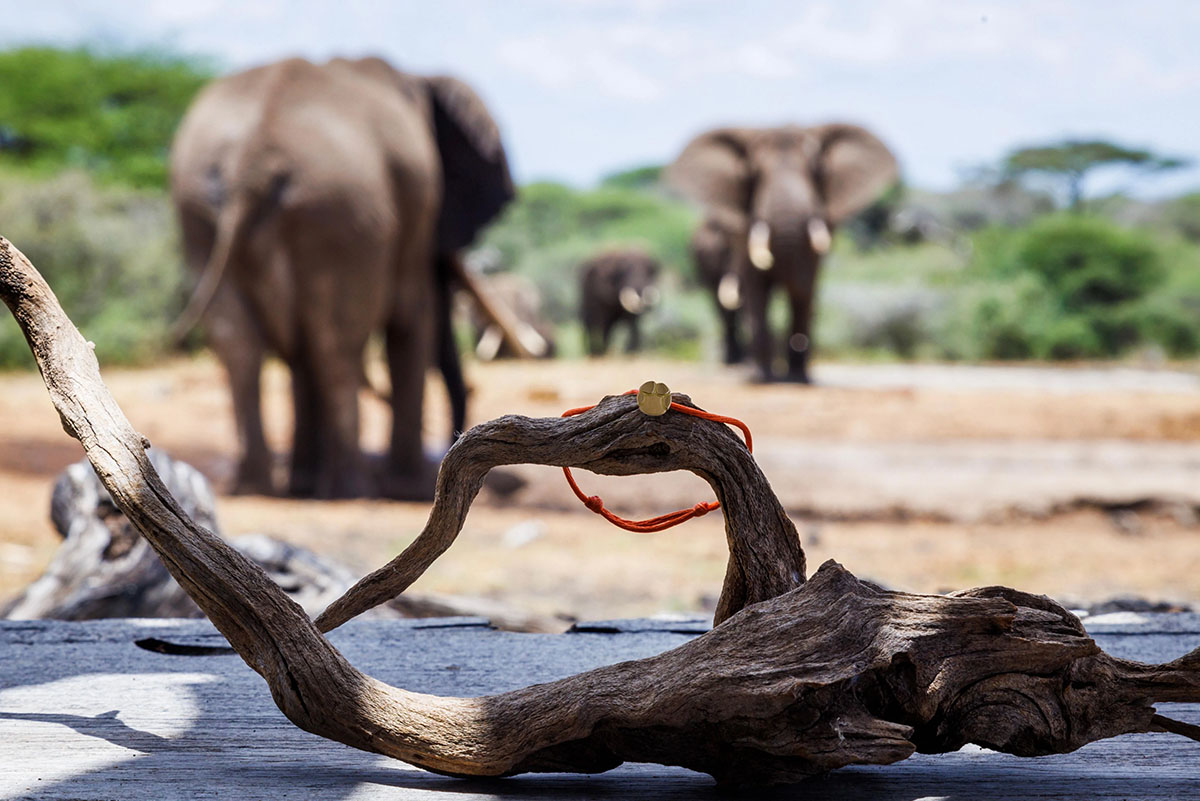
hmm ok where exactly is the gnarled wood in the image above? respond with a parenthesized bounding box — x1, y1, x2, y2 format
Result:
(2, 234, 1198, 786)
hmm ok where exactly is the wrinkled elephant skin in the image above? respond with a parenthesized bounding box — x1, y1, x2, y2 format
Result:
(171, 57, 513, 499)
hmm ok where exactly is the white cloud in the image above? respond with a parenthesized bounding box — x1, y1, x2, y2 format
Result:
(496, 28, 665, 102)
(730, 43, 797, 80)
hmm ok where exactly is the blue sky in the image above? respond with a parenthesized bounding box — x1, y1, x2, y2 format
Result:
(5, 0, 1200, 197)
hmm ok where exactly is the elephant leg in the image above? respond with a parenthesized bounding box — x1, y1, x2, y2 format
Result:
(434, 257, 467, 444)
(383, 310, 437, 500)
(180, 209, 273, 494)
(711, 291, 744, 364)
(303, 333, 371, 499)
(283, 244, 374, 499)
(601, 316, 620, 355)
(625, 317, 641, 354)
(722, 308, 744, 364)
(586, 325, 604, 357)
(582, 309, 604, 357)
(784, 280, 817, 385)
(210, 290, 274, 495)
(286, 355, 320, 497)
(744, 275, 775, 382)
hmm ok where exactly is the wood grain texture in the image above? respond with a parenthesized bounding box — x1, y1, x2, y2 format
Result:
(2, 618, 1198, 800)
(2, 234, 1199, 787)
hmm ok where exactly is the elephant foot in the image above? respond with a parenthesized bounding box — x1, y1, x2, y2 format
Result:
(314, 465, 375, 500)
(287, 469, 317, 499)
(285, 464, 374, 500)
(723, 347, 745, 365)
(483, 468, 527, 498)
(231, 458, 276, 496)
(780, 371, 812, 385)
(377, 454, 439, 502)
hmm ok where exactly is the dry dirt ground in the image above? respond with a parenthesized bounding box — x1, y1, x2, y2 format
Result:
(2, 355, 1200, 621)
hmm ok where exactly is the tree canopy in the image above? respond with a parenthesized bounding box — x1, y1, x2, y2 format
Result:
(0, 47, 213, 188)
(1002, 139, 1187, 211)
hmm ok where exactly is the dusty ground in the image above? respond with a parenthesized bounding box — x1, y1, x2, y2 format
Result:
(2, 355, 1200, 620)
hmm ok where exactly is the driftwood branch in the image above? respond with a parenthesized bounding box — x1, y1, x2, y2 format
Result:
(2, 234, 1199, 786)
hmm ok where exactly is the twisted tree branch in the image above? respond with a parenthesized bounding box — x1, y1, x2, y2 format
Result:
(2, 234, 1198, 786)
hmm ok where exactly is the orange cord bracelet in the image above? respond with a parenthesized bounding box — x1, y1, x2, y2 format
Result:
(560, 384, 752, 533)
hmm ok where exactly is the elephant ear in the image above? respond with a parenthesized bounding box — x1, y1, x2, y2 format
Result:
(665, 128, 756, 213)
(425, 76, 515, 254)
(812, 124, 899, 225)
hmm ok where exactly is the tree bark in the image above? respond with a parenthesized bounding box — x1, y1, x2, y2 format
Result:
(1, 234, 1198, 786)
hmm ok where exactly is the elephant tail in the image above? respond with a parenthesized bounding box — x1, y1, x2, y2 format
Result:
(170, 171, 289, 345)
(169, 196, 253, 345)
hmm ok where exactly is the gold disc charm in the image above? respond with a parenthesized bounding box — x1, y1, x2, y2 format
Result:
(637, 381, 672, 416)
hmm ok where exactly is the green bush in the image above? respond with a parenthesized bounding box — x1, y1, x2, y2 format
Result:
(1010, 215, 1164, 309)
(947, 215, 1200, 360)
(0, 170, 183, 368)
(1161, 193, 1200, 243)
(0, 47, 212, 188)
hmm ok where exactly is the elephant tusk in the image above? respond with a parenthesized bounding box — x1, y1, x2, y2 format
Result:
(475, 325, 503, 361)
(718, 273, 742, 311)
(808, 218, 832, 255)
(748, 221, 774, 271)
(516, 323, 549, 358)
(619, 286, 644, 315)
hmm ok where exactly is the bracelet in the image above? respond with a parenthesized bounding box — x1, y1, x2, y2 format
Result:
(560, 381, 752, 532)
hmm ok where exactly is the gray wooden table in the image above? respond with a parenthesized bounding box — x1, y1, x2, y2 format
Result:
(2, 614, 1198, 800)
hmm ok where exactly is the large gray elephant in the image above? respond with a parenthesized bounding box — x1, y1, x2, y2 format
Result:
(667, 125, 898, 382)
(170, 57, 513, 499)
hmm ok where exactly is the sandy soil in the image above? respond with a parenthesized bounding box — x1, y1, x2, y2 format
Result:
(2, 355, 1200, 620)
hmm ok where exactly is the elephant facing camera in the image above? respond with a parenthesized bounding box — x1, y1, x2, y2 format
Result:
(580, 248, 662, 357)
(668, 124, 899, 383)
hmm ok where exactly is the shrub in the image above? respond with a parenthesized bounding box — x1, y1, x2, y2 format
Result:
(0, 47, 211, 188)
(1011, 215, 1164, 310)
(949, 215, 1196, 360)
(0, 170, 182, 368)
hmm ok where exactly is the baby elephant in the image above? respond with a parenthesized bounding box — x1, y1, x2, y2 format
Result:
(579, 248, 661, 356)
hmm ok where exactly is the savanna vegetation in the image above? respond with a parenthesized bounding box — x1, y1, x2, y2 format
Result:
(1, 46, 1199, 368)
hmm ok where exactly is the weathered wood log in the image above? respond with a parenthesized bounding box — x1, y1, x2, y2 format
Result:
(2, 234, 1198, 786)
(2, 451, 567, 631)
(2, 449, 223, 620)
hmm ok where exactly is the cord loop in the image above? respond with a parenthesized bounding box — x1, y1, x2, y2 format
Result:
(560, 386, 752, 533)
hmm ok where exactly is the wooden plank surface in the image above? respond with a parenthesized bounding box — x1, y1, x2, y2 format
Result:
(1, 614, 1198, 800)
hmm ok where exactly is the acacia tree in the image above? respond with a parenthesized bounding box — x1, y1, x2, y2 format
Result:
(1002, 139, 1187, 211)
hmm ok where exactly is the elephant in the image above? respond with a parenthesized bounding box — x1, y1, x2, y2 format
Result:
(466, 271, 556, 361)
(667, 124, 898, 382)
(578, 248, 661, 356)
(170, 56, 513, 499)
